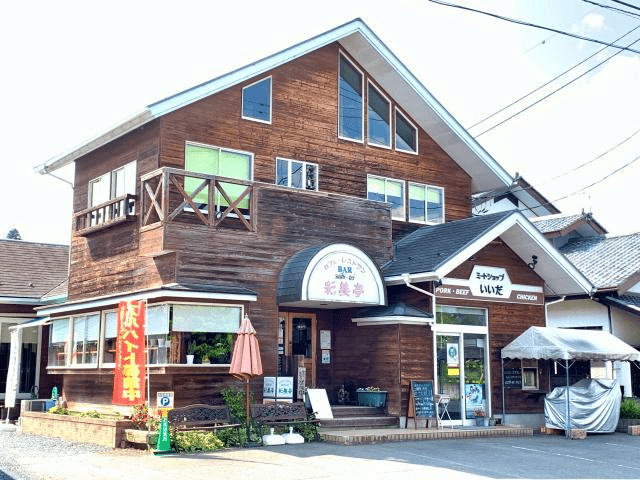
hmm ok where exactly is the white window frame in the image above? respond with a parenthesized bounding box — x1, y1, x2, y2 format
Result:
(242, 76, 272, 124)
(408, 182, 445, 225)
(100, 309, 118, 368)
(367, 81, 391, 149)
(367, 174, 406, 221)
(48, 318, 71, 369)
(395, 107, 418, 155)
(88, 161, 137, 208)
(521, 359, 539, 390)
(70, 312, 101, 369)
(185, 142, 255, 182)
(338, 51, 364, 144)
(275, 157, 319, 191)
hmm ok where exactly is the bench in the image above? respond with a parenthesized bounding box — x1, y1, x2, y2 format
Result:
(168, 404, 242, 438)
(250, 402, 319, 439)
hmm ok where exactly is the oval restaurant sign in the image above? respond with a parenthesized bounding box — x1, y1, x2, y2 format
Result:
(435, 265, 543, 305)
(303, 245, 384, 305)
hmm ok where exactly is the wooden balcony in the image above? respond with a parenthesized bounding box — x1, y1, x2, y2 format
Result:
(74, 194, 137, 236)
(140, 167, 255, 232)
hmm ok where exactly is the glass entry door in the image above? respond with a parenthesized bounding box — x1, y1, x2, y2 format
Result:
(436, 332, 488, 426)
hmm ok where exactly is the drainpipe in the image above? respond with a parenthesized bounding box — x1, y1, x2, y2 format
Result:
(402, 274, 437, 320)
(544, 296, 565, 326)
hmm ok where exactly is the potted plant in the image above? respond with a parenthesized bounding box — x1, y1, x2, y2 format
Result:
(186, 341, 196, 364)
(356, 386, 387, 407)
(473, 407, 486, 426)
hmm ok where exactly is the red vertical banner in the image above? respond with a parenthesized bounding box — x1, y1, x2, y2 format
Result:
(112, 300, 147, 405)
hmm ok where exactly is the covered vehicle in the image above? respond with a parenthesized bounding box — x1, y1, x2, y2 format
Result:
(544, 378, 621, 433)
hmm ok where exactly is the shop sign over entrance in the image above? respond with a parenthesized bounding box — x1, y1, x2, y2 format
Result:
(469, 266, 512, 299)
(303, 245, 384, 306)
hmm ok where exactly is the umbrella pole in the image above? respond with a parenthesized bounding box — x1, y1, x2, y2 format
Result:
(245, 379, 251, 441)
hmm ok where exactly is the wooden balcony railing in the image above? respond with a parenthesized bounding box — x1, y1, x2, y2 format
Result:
(74, 194, 137, 236)
(140, 167, 255, 232)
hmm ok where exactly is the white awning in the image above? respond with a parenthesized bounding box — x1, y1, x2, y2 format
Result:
(501, 326, 640, 362)
(8, 317, 51, 330)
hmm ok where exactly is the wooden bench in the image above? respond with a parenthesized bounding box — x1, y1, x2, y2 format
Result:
(250, 402, 319, 439)
(168, 404, 242, 437)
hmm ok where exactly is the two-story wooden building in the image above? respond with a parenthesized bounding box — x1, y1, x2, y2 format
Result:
(34, 19, 592, 427)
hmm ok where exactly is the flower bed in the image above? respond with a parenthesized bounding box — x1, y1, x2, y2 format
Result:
(20, 411, 133, 448)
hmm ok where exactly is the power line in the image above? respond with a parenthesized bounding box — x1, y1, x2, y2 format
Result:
(582, 0, 640, 19)
(517, 153, 640, 213)
(427, 0, 640, 54)
(468, 24, 640, 131)
(474, 32, 640, 137)
(611, 0, 640, 12)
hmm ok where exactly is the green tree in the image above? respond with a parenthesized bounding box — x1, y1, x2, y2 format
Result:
(6, 228, 21, 240)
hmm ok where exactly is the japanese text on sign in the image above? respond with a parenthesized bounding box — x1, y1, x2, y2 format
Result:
(113, 300, 146, 406)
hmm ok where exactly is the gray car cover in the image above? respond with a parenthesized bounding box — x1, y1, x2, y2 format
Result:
(544, 378, 621, 433)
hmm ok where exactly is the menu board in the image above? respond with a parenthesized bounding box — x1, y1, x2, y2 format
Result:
(504, 367, 523, 389)
(408, 380, 436, 423)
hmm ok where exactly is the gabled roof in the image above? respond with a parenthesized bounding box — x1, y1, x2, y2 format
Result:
(560, 233, 640, 291)
(383, 211, 592, 296)
(34, 18, 513, 194)
(0, 239, 69, 303)
(531, 212, 607, 237)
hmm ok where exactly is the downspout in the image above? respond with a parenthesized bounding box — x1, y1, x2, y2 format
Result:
(544, 296, 565, 325)
(402, 274, 437, 319)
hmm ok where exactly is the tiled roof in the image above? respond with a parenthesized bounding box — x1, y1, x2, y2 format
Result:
(559, 233, 640, 289)
(530, 213, 584, 234)
(0, 239, 69, 300)
(382, 211, 514, 277)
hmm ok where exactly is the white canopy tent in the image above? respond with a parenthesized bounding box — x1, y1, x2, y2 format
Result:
(500, 326, 640, 436)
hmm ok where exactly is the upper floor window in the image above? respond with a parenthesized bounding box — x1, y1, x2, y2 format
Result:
(367, 83, 390, 148)
(395, 109, 418, 154)
(276, 158, 318, 191)
(185, 143, 253, 209)
(242, 76, 271, 123)
(339, 54, 363, 142)
(409, 183, 444, 224)
(367, 175, 405, 220)
(88, 161, 136, 207)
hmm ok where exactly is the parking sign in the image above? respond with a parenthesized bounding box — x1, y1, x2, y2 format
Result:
(157, 391, 174, 409)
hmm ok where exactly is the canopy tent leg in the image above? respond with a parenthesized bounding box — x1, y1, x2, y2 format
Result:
(501, 358, 506, 424)
(565, 359, 571, 438)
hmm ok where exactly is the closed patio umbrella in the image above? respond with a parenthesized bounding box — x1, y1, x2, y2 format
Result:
(229, 315, 263, 436)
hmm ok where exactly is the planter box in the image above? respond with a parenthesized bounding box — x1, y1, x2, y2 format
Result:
(356, 390, 387, 408)
(20, 411, 133, 448)
(617, 418, 640, 433)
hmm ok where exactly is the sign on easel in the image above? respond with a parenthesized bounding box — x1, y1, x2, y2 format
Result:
(406, 380, 436, 429)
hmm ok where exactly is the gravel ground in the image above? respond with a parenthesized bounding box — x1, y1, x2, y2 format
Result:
(0, 431, 112, 480)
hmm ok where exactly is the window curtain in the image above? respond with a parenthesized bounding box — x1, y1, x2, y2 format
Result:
(172, 305, 241, 333)
(185, 144, 220, 205)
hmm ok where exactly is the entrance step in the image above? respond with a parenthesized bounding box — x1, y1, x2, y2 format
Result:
(317, 405, 399, 430)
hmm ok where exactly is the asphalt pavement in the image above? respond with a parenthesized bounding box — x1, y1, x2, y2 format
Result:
(2, 430, 640, 479)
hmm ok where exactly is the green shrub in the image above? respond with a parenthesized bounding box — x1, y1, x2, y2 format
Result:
(174, 430, 224, 452)
(620, 398, 640, 419)
(221, 387, 253, 424)
(48, 406, 70, 415)
(79, 410, 102, 419)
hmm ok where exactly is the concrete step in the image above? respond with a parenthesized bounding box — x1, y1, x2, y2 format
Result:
(330, 405, 385, 417)
(319, 415, 399, 429)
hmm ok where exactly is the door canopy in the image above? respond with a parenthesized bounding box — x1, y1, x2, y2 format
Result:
(277, 243, 386, 309)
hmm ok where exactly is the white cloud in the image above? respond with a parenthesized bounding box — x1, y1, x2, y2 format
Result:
(582, 13, 605, 30)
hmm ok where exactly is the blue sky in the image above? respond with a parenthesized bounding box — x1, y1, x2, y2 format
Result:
(2, 0, 639, 244)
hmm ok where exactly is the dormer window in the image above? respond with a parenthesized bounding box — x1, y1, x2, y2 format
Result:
(339, 54, 363, 142)
(242, 76, 271, 123)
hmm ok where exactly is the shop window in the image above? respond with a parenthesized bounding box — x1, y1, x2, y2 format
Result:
(184, 143, 253, 210)
(436, 306, 487, 327)
(49, 318, 70, 367)
(242, 76, 271, 123)
(522, 359, 539, 390)
(367, 82, 390, 148)
(367, 175, 405, 220)
(88, 161, 136, 225)
(71, 314, 100, 366)
(395, 108, 417, 154)
(276, 158, 318, 191)
(173, 304, 241, 365)
(339, 54, 363, 142)
(409, 183, 444, 224)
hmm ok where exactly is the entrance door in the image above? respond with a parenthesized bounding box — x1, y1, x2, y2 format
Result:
(280, 312, 317, 390)
(436, 332, 488, 426)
